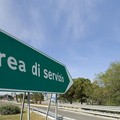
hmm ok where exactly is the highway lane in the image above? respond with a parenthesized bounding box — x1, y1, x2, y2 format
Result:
(0, 100, 114, 120)
(33, 105, 113, 120)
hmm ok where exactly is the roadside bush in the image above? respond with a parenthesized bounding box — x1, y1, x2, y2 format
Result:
(0, 104, 20, 115)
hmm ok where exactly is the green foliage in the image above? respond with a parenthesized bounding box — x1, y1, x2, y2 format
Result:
(59, 78, 92, 104)
(0, 105, 20, 115)
(74, 78, 91, 104)
(59, 61, 120, 106)
(89, 82, 107, 105)
(94, 61, 120, 105)
(31, 93, 44, 104)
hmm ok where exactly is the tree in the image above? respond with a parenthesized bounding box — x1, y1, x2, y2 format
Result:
(38, 93, 44, 104)
(59, 82, 75, 104)
(90, 81, 107, 105)
(16, 93, 27, 102)
(16, 94, 23, 102)
(59, 77, 92, 104)
(32, 93, 44, 104)
(94, 61, 120, 105)
(74, 78, 91, 104)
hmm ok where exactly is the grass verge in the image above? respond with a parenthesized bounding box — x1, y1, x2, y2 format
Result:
(0, 110, 49, 120)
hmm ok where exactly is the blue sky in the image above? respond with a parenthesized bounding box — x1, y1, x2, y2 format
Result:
(0, 0, 120, 82)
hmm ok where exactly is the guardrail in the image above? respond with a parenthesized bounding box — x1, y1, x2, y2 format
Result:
(58, 103, 120, 119)
(30, 107, 63, 120)
(81, 105, 120, 113)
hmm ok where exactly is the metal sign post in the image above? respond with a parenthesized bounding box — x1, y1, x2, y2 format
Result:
(46, 94, 52, 120)
(27, 92, 30, 120)
(20, 92, 26, 120)
(55, 94, 58, 120)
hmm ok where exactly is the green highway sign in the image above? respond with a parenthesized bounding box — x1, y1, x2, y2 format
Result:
(0, 30, 73, 94)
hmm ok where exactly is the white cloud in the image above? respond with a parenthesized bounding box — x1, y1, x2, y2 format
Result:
(0, 0, 102, 49)
(51, 0, 102, 41)
(0, 0, 46, 50)
(69, 49, 88, 61)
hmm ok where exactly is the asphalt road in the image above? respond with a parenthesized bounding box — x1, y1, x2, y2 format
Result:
(0, 100, 115, 120)
(34, 105, 112, 120)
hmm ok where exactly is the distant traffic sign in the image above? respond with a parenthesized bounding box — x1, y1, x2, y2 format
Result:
(0, 29, 73, 94)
